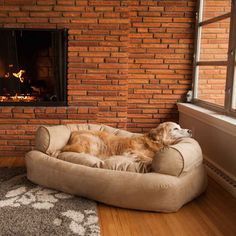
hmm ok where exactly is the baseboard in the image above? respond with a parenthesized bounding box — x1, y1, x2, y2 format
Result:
(203, 156, 236, 198)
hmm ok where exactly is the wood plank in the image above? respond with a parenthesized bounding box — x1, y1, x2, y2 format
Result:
(0, 156, 25, 167)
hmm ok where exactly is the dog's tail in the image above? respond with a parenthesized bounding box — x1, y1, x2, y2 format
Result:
(61, 145, 72, 152)
(61, 144, 85, 153)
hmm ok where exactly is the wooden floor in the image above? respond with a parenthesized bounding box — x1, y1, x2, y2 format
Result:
(0, 156, 25, 167)
(1, 157, 236, 236)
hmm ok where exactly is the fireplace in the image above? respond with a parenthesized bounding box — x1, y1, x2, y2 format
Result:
(0, 28, 67, 106)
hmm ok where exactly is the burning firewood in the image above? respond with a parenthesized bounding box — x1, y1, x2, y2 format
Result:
(31, 86, 41, 94)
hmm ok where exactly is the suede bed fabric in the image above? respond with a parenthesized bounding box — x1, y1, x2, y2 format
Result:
(25, 150, 207, 212)
(102, 156, 148, 173)
(25, 123, 208, 212)
(57, 152, 104, 168)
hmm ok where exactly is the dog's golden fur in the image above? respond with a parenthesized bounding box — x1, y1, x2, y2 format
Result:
(62, 122, 192, 168)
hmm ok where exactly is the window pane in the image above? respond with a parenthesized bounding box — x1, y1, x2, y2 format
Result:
(202, 0, 231, 21)
(200, 17, 230, 61)
(232, 65, 236, 110)
(197, 66, 226, 106)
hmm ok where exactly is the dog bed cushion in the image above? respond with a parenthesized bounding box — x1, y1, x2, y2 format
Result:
(57, 152, 147, 173)
(57, 152, 104, 168)
(58, 152, 148, 173)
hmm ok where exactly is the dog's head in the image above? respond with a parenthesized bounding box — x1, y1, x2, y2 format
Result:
(147, 122, 192, 146)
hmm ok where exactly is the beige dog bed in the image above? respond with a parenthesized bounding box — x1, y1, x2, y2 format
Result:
(25, 123, 207, 212)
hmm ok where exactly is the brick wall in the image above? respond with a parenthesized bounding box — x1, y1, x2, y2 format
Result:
(0, 0, 196, 158)
(128, 0, 195, 132)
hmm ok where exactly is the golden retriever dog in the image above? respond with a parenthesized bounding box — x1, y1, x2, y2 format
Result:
(62, 122, 192, 169)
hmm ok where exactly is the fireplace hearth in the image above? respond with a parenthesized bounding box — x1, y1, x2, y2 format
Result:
(0, 28, 67, 106)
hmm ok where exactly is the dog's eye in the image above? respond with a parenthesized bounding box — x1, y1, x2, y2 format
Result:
(173, 128, 179, 131)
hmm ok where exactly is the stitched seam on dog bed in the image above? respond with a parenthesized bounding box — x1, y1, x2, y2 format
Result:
(43, 126, 51, 154)
(169, 147, 184, 177)
(36, 126, 50, 154)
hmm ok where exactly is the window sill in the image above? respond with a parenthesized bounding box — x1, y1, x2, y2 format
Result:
(177, 103, 236, 137)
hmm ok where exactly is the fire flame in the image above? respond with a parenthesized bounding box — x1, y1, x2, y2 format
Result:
(13, 69, 25, 83)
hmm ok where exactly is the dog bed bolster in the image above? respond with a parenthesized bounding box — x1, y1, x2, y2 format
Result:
(152, 138, 203, 176)
(35, 125, 71, 156)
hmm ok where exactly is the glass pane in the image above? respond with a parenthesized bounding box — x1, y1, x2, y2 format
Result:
(197, 66, 226, 106)
(202, 0, 231, 21)
(232, 65, 236, 110)
(200, 17, 230, 61)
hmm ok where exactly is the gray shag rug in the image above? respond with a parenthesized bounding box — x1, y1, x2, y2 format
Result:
(0, 168, 100, 236)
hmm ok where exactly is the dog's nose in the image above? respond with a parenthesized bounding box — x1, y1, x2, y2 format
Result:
(187, 129, 192, 134)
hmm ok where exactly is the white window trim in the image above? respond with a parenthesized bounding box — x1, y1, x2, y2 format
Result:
(178, 103, 236, 137)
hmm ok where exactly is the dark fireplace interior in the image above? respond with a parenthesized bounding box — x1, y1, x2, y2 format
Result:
(0, 28, 67, 105)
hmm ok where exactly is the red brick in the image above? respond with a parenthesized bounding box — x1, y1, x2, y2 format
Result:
(57, 0, 74, 5)
(95, 7, 114, 11)
(1, 107, 12, 113)
(99, 19, 129, 24)
(53, 6, 84, 11)
(90, 1, 120, 6)
(4, 0, 35, 4)
(17, 18, 48, 23)
(9, 12, 29, 17)
(0, 6, 20, 11)
(21, 6, 52, 11)
(0, 18, 16, 23)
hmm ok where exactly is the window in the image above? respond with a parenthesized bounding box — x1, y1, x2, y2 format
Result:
(193, 0, 236, 116)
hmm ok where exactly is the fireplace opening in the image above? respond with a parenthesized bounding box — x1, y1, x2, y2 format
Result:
(0, 28, 67, 106)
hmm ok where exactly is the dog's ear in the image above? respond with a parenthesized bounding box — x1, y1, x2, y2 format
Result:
(147, 129, 156, 140)
(147, 128, 163, 141)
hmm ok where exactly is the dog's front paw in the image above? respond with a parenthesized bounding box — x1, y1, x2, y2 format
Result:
(93, 160, 105, 168)
(138, 159, 152, 173)
(123, 152, 140, 162)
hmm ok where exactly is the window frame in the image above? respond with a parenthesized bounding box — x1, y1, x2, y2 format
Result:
(192, 0, 236, 117)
